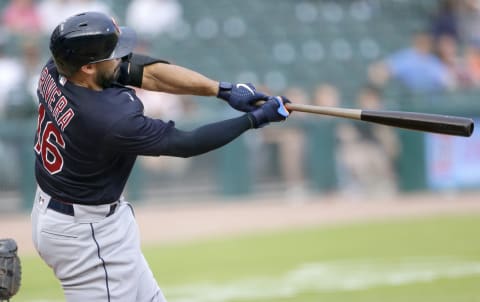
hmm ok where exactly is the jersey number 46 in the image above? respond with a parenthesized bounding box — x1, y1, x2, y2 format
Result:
(34, 104, 65, 174)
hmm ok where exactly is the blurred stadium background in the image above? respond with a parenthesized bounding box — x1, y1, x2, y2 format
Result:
(1, 1, 480, 301)
(0, 0, 479, 210)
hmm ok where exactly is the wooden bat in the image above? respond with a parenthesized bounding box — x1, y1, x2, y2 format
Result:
(284, 103, 474, 137)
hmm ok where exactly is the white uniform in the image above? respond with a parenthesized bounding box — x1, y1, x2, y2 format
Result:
(31, 186, 167, 302)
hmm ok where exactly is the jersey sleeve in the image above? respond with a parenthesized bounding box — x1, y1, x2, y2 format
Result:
(117, 53, 170, 88)
(104, 111, 176, 156)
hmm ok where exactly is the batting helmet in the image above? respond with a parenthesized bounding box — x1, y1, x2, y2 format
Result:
(49, 12, 137, 75)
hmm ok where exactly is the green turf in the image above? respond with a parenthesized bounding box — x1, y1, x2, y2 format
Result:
(15, 213, 480, 301)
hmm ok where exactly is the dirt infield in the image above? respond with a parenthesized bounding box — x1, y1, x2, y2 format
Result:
(2, 191, 480, 256)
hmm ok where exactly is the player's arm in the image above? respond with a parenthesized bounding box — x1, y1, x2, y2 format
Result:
(143, 62, 219, 96)
(105, 97, 290, 157)
(119, 53, 269, 112)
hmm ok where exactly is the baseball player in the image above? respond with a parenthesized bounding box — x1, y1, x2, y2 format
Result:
(30, 11, 290, 302)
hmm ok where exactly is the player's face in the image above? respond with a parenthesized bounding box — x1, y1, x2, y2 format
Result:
(95, 58, 122, 88)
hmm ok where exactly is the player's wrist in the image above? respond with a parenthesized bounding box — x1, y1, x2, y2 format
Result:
(217, 81, 232, 101)
(249, 108, 267, 128)
(246, 112, 257, 129)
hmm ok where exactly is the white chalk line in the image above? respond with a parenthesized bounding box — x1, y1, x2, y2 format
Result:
(27, 257, 480, 302)
(164, 257, 480, 302)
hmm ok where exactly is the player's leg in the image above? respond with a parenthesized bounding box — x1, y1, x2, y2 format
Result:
(91, 201, 166, 302)
(65, 202, 163, 302)
(135, 254, 167, 302)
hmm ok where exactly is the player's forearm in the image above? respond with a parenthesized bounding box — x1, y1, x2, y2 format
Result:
(142, 63, 219, 96)
(160, 114, 253, 158)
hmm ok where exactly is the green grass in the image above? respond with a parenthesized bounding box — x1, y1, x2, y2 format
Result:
(15, 213, 480, 301)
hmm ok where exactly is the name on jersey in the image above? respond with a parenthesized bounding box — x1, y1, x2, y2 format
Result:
(38, 67, 74, 131)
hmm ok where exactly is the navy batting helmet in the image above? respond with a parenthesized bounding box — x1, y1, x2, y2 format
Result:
(50, 12, 136, 75)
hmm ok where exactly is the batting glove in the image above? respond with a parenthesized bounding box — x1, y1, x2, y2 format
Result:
(249, 96, 291, 128)
(217, 81, 268, 112)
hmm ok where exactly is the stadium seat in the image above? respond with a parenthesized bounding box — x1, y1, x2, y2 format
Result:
(144, 0, 443, 99)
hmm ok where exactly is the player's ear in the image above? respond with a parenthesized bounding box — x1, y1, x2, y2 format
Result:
(80, 63, 96, 75)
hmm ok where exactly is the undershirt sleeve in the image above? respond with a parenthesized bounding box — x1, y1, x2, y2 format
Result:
(160, 114, 253, 157)
(105, 113, 254, 157)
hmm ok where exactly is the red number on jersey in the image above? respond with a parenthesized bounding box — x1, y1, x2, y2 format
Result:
(34, 104, 65, 174)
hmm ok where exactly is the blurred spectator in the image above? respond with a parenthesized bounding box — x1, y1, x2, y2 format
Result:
(308, 83, 342, 194)
(336, 85, 399, 198)
(38, 0, 112, 34)
(435, 34, 476, 89)
(260, 86, 310, 199)
(0, 29, 26, 190)
(1, 0, 42, 35)
(457, 0, 480, 45)
(430, 0, 460, 42)
(368, 31, 454, 94)
(0, 34, 24, 117)
(464, 42, 480, 86)
(312, 83, 341, 107)
(4, 37, 41, 119)
(280, 86, 309, 107)
(21, 37, 43, 98)
(126, 0, 182, 38)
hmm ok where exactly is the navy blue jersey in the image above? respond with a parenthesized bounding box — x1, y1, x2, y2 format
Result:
(34, 58, 175, 205)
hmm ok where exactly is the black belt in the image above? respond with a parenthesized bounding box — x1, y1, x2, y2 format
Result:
(47, 199, 118, 217)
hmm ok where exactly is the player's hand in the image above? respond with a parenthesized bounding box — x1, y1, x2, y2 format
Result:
(249, 96, 291, 128)
(217, 82, 268, 112)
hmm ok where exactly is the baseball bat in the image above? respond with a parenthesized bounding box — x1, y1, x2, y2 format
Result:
(284, 103, 474, 137)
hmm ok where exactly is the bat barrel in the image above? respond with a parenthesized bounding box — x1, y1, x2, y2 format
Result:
(361, 110, 474, 137)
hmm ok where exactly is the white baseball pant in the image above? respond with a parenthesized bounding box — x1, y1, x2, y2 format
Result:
(31, 186, 167, 302)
